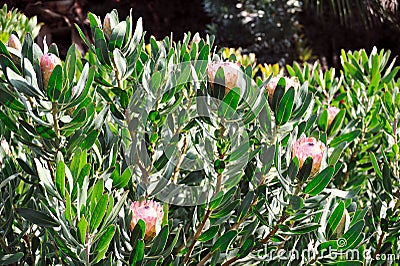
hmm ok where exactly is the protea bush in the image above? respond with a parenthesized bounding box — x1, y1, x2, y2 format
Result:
(0, 8, 399, 266)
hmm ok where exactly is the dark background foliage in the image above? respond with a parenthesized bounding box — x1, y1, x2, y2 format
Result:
(2, 0, 400, 66)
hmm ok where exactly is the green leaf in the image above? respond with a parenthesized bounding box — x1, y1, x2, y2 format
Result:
(94, 27, 111, 67)
(160, 226, 181, 257)
(340, 220, 364, 250)
(6, 67, 44, 98)
(290, 223, 320, 234)
(77, 216, 88, 244)
(297, 157, 313, 182)
(61, 108, 87, 131)
(0, 86, 25, 112)
(382, 163, 393, 194)
(211, 230, 237, 253)
(271, 77, 286, 112)
(36, 125, 57, 139)
(112, 167, 132, 189)
(330, 130, 361, 147)
(131, 239, 145, 266)
(16, 208, 59, 227)
(56, 161, 65, 198)
(47, 65, 63, 101)
(0, 54, 19, 74)
(80, 130, 99, 150)
(236, 236, 254, 259)
(198, 226, 219, 242)
(149, 225, 169, 255)
(369, 152, 382, 179)
(64, 44, 77, 86)
(276, 87, 295, 125)
(210, 200, 239, 219)
(209, 191, 225, 210)
(326, 201, 345, 239)
(328, 141, 347, 166)
(328, 110, 345, 136)
(0, 110, 18, 133)
(94, 225, 115, 263)
(304, 166, 334, 196)
(109, 21, 126, 50)
(318, 109, 328, 132)
(113, 48, 127, 80)
(287, 157, 300, 181)
(0, 253, 24, 265)
(131, 219, 146, 244)
(90, 194, 109, 233)
(237, 191, 254, 222)
(103, 191, 128, 229)
(218, 87, 240, 119)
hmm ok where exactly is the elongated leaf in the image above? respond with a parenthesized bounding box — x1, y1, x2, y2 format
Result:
(90, 194, 109, 233)
(237, 191, 254, 222)
(94, 225, 115, 263)
(0, 253, 24, 265)
(149, 225, 169, 255)
(198, 226, 219, 242)
(56, 161, 65, 198)
(326, 201, 345, 238)
(16, 208, 59, 227)
(218, 87, 240, 119)
(330, 130, 361, 147)
(304, 167, 334, 196)
(290, 223, 320, 234)
(328, 141, 347, 166)
(47, 65, 63, 101)
(328, 110, 345, 136)
(77, 216, 88, 244)
(236, 236, 254, 259)
(276, 87, 295, 125)
(211, 230, 237, 252)
(112, 167, 132, 188)
(131, 239, 145, 265)
(0, 86, 25, 111)
(339, 220, 364, 250)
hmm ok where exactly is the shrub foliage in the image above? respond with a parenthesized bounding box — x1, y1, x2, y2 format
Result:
(0, 9, 399, 265)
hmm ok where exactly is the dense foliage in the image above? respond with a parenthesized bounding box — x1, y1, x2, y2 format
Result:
(0, 8, 399, 266)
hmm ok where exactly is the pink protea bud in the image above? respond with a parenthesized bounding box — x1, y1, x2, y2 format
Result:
(266, 76, 300, 102)
(1, 139, 10, 156)
(103, 14, 112, 39)
(40, 53, 62, 89)
(192, 34, 201, 44)
(207, 61, 241, 96)
(7, 34, 22, 51)
(292, 137, 326, 177)
(327, 106, 340, 127)
(130, 200, 164, 241)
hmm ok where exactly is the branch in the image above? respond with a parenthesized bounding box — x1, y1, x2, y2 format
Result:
(183, 209, 213, 264)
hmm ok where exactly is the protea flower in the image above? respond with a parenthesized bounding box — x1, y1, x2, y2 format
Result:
(40, 53, 62, 89)
(266, 76, 300, 102)
(327, 106, 340, 127)
(207, 61, 241, 96)
(7, 34, 22, 51)
(291, 137, 326, 177)
(103, 13, 112, 39)
(130, 200, 164, 241)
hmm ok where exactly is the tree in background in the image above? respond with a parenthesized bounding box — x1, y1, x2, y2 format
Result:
(204, 0, 301, 65)
(205, 0, 400, 66)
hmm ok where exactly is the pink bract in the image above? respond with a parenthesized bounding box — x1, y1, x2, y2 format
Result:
(291, 137, 326, 177)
